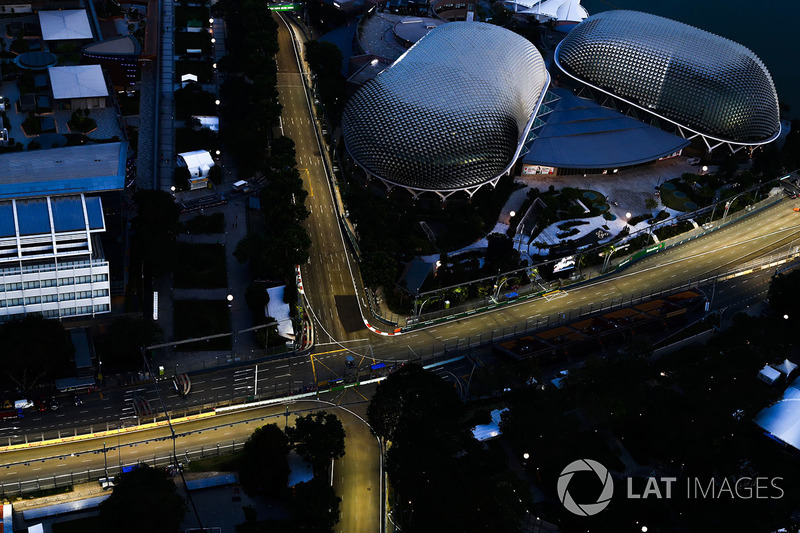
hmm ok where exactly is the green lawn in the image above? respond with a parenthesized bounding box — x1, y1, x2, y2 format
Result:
(173, 243, 227, 288)
(658, 179, 705, 212)
(173, 300, 231, 350)
(186, 450, 243, 472)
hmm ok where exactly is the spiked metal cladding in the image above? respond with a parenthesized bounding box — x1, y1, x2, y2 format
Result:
(554, 10, 780, 146)
(342, 22, 549, 197)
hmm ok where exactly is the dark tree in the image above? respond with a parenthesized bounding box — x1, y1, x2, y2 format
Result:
(174, 166, 191, 190)
(245, 282, 269, 321)
(367, 363, 462, 442)
(287, 478, 341, 532)
(367, 364, 525, 532)
(286, 411, 346, 476)
(99, 464, 186, 533)
(208, 164, 223, 185)
(96, 317, 163, 372)
(360, 251, 397, 288)
(0, 315, 74, 391)
(239, 423, 290, 497)
(768, 269, 800, 320)
(132, 190, 181, 276)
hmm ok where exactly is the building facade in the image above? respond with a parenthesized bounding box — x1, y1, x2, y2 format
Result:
(0, 194, 110, 321)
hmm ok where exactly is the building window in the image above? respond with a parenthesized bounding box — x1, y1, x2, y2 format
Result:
(93, 289, 109, 298)
(58, 277, 75, 286)
(41, 279, 58, 288)
(24, 296, 41, 305)
(94, 304, 110, 312)
(23, 281, 40, 289)
(59, 292, 75, 302)
(92, 274, 108, 282)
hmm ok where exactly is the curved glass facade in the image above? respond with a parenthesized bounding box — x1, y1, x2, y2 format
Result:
(342, 22, 549, 193)
(554, 10, 780, 145)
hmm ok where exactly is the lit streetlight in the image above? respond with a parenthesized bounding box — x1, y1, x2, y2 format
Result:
(226, 293, 234, 309)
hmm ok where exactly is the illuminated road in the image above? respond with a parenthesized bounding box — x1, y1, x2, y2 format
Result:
(0, 398, 380, 533)
(274, 13, 370, 344)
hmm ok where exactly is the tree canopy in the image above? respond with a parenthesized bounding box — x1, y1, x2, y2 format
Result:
(99, 464, 186, 533)
(132, 190, 182, 276)
(367, 364, 526, 531)
(286, 411, 346, 476)
(239, 423, 291, 497)
(0, 315, 74, 391)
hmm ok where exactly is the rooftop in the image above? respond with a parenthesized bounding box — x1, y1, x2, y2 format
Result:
(38, 10, 93, 41)
(0, 143, 126, 199)
(48, 65, 109, 100)
(82, 35, 141, 57)
(523, 88, 690, 169)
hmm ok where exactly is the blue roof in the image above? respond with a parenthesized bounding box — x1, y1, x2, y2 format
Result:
(15, 198, 51, 235)
(0, 202, 15, 238)
(0, 142, 127, 199)
(523, 88, 690, 169)
(400, 260, 433, 295)
(85, 195, 104, 229)
(51, 195, 86, 232)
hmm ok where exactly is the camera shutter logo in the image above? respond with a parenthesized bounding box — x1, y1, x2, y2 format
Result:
(557, 459, 614, 516)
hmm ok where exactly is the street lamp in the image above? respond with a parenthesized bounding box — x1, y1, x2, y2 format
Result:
(509, 210, 516, 218)
(227, 293, 234, 309)
(215, 99, 221, 106)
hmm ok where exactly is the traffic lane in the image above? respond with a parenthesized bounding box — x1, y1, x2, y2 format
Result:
(274, 13, 368, 342)
(0, 351, 354, 439)
(0, 400, 372, 478)
(352, 209, 800, 361)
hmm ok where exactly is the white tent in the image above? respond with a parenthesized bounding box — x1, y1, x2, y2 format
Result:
(472, 408, 509, 441)
(267, 285, 295, 340)
(758, 365, 781, 385)
(755, 376, 800, 451)
(503, 0, 587, 23)
(775, 359, 798, 377)
(177, 150, 215, 177)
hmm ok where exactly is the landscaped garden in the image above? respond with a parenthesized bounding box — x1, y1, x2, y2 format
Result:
(173, 243, 227, 288)
(67, 110, 97, 133)
(173, 300, 231, 350)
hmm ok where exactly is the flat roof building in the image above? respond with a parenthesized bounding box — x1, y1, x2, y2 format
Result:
(38, 9, 93, 41)
(0, 143, 127, 199)
(48, 65, 109, 109)
(554, 10, 781, 152)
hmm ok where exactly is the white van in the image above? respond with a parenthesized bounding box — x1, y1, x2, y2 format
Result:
(233, 180, 250, 192)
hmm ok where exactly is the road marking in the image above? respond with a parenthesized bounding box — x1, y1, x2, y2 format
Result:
(211, 386, 227, 391)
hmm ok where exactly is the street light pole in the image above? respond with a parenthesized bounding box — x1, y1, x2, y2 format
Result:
(102, 441, 108, 478)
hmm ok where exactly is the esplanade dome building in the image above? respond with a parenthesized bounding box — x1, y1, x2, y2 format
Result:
(342, 22, 550, 201)
(553, 10, 781, 151)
